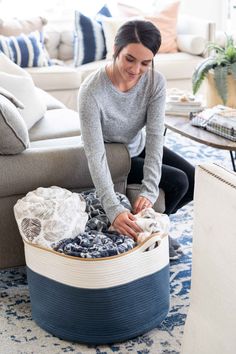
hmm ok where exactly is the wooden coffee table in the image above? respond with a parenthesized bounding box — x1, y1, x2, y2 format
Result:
(164, 115, 236, 171)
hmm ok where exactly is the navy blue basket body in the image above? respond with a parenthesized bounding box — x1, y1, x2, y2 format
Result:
(24, 234, 170, 344)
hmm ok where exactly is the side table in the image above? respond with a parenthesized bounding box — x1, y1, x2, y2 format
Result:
(164, 115, 236, 171)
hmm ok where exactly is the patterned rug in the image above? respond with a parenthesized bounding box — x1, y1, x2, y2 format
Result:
(0, 131, 233, 354)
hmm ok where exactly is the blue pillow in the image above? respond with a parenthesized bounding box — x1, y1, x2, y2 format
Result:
(0, 31, 51, 68)
(74, 4, 112, 67)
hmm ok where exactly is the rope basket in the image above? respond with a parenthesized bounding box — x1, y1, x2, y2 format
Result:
(24, 233, 170, 344)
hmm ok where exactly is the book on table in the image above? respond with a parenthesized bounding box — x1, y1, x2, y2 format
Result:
(165, 89, 204, 117)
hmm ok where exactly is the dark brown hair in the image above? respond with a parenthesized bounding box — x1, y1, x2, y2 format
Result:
(113, 20, 162, 59)
(113, 20, 162, 88)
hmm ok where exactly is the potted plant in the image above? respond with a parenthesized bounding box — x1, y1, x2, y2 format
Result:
(192, 34, 236, 107)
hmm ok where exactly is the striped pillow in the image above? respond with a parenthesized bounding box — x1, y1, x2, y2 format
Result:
(74, 5, 112, 67)
(0, 31, 50, 67)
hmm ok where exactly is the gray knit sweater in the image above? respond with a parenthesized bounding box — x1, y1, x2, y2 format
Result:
(78, 66, 166, 223)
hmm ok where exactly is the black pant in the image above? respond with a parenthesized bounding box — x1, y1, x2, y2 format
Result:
(127, 146, 195, 215)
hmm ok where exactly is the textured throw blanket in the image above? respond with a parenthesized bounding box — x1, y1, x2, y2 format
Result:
(51, 189, 135, 258)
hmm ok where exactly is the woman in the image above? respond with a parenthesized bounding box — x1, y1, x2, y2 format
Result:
(78, 20, 194, 258)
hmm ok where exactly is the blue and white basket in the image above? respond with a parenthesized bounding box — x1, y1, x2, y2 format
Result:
(24, 233, 170, 344)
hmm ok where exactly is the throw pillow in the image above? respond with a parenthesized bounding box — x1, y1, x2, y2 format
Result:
(177, 34, 206, 55)
(0, 16, 47, 36)
(74, 4, 112, 66)
(0, 51, 30, 77)
(102, 17, 140, 60)
(0, 86, 24, 108)
(0, 91, 29, 155)
(0, 31, 50, 67)
(145, 1, 180, 53)
(0, 71, 47, 130)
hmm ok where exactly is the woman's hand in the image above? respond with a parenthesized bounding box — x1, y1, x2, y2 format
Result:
(133, 196, 153, 214)
(112, 211, 143, 240)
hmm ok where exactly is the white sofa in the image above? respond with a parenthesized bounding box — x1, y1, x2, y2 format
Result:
(26, 15, 215, 110)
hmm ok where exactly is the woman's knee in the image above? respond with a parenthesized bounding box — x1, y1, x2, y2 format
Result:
(174, 169, 189, 195)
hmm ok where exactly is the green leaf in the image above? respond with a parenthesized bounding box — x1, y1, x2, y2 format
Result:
(213, 66, 228, 104)
(193, 33, 236, 102)
(192, 57, 217, 94)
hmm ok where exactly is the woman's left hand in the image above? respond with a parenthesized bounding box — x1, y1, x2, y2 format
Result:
(133, 196, 153, 214)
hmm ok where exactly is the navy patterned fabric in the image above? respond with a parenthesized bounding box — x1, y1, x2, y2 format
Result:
(53, 230, 136, 258)
(81, 189, 131, 232)
(0, 31, 50, 67)
(52, 190, 133, 258)
(74, 5, 112, 66)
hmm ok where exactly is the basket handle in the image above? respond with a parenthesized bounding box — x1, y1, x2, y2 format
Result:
(138, 233, 162, 253)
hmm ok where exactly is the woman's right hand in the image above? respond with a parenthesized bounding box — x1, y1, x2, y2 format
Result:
(112, 211, 143, 240)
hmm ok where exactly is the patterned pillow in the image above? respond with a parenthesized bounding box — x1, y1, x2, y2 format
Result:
(74, 5, 112, 67)
(0, 31, 51, 67)
(0, 89, 29, 155)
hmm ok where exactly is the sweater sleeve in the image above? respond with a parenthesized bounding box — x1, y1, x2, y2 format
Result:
(78, 85, 129, 223)
(139, 74, 166, 204)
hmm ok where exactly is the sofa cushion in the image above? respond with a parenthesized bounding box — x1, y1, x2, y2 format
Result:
(74, 5, 112, 66)
(26, 64, 82, 91)
(0, 31, 50, 67)
(0, 61, 47, 130)
(44, 27, 61, 59)
(58, 30, 74, 61)
(0, 16, 47, 36)
(0, 91, 29, 155)
(145, 1, 180, 53)
(126, 184, 165, 213)
(29, 108, 80, 141)
(154, 52, 204, 80)
(36, 88, 66, 110)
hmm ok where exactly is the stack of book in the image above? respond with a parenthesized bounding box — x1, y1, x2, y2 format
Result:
(165, 89, 204, 116)
(190, 105, 236, 142)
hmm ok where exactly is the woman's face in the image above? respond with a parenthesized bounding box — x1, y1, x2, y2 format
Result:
(115, 43, 154, 84)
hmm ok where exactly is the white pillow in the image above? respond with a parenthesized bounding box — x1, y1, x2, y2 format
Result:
(0, 71, 46, 130)
(177, 34, 206, 55)
(102, 17, 141, 60)
(0, 51, 30, 77)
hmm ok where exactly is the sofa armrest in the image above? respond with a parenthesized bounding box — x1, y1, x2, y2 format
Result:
(0, 137, 130, 197)
(177, 14, 216, 42)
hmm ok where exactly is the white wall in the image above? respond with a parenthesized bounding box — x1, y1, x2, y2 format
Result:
(0, 0, 228, 30)
(179, 0, 227, 30)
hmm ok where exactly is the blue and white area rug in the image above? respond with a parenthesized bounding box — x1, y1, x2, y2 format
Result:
(0, 132, 233, 354)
